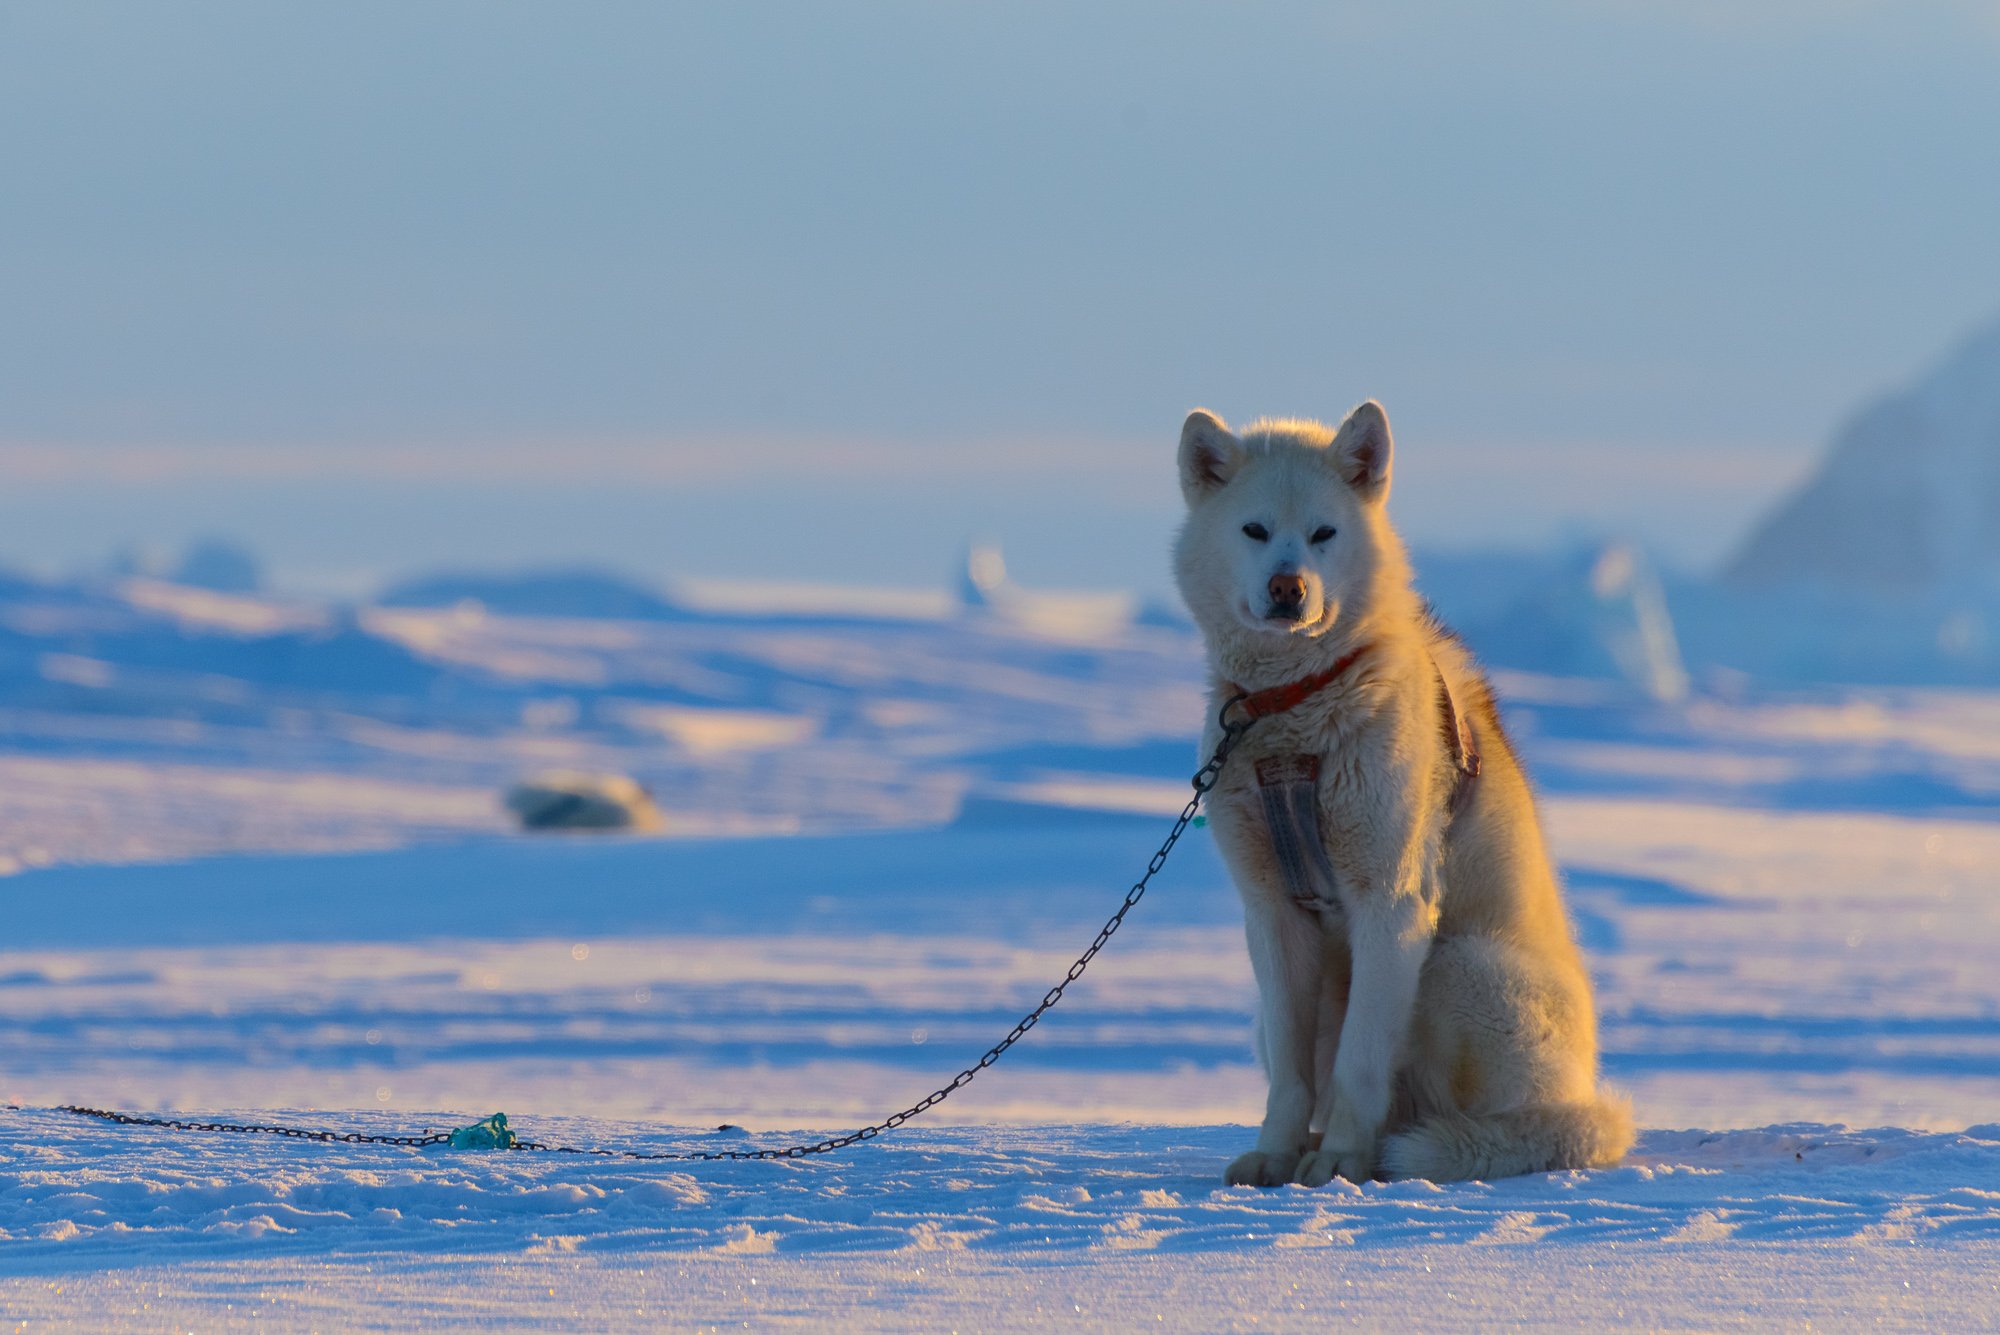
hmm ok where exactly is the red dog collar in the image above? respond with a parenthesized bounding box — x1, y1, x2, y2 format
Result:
(1226, 642, 1375, 722)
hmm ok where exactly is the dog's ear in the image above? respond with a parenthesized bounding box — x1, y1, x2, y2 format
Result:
(1331, 400, 1393, 502)
(1178, 410, 1241, 505)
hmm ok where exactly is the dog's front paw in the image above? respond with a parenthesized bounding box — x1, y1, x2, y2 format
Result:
(1223, 1149, 1301, 1187)
(1293, 1142, 1375, 1187)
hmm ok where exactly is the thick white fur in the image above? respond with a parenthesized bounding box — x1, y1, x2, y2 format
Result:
(1174, 404, 1632, 1185)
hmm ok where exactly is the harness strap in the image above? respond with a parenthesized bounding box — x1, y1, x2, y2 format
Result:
(1230, 644, 1484, 916)
(1252, 755, 1344, 915)
(1434, 667, 1482, 813)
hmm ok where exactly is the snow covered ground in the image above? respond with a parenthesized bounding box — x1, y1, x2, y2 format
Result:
(6, 1114, 2000, 1330)
(4, 582, 2000, 1327)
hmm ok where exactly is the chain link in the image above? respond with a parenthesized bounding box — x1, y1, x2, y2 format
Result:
(57, 708, 1255, 1163)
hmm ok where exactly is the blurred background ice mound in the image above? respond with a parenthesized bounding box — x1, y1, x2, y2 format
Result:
(956, 542, 1013, 612)
(1585, 545, 1690, 704)
(1442, 543, 1688, 704)
(954, 541, 1137, 641)
(1727, 318, 2000, 598)
(110, 538, 262, 593)
(171, 538, 263, 594)
(504, 771, 665, 833)
(378, 568, 685, 621)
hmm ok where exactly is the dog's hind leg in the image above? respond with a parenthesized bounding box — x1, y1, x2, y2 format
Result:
(1383, 937, 1632, 1180)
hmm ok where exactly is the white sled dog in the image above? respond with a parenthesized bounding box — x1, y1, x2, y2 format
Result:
(1174, 402, 1632, 1186)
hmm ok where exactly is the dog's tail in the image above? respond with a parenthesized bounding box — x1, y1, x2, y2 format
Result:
(1379, 1095, 1634, 1182)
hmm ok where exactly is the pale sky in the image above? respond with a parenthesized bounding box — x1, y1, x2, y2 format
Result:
(2, 1, 1997, 596)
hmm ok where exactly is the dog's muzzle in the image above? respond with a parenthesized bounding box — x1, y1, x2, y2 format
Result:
(1265, 571, 1308, 622)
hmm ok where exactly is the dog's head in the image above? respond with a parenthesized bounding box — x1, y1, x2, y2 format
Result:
(1171, 402, 1398, 641)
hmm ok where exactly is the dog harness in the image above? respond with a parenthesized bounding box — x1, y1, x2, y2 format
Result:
(1226, 644, 1481, 917)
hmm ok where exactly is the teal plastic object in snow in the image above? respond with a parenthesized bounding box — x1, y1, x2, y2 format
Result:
(449, 1112, 516, 1150)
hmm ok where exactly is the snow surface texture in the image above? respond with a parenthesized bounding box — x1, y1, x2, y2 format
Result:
(4, 585, 2000, 1326)
(4, 1113, 1999, 1330)
(22, 1113, 1996, 1261)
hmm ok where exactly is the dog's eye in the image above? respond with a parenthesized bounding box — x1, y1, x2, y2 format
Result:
(1241, 523, 1269, 542)
(1310, 526, 1336, 544)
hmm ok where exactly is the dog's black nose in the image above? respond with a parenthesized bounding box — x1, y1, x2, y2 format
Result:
(1268, 572, 1307, 615)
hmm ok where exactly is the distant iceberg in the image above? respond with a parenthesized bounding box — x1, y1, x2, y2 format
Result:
(1428, 313, 2000, 692)
(1728, 316, 2000, 597)
(1689, 314, 2000, 685)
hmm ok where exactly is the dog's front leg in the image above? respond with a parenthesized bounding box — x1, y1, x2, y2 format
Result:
(1224, 897, 1321, 1186)
(1296, 884, 1432, 1184)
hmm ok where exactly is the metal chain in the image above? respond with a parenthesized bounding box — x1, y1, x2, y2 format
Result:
(52, 1107, 450, 1147)
(57, 705, 1255, 1163)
